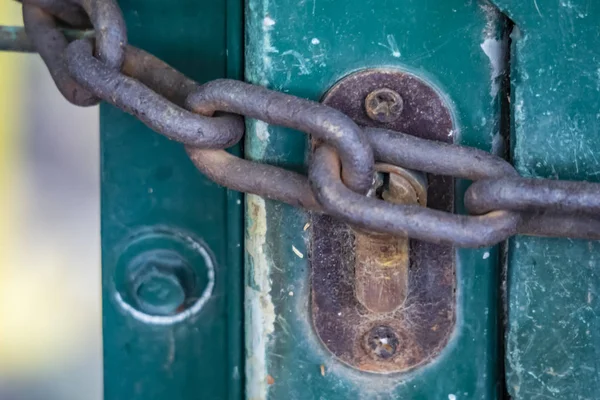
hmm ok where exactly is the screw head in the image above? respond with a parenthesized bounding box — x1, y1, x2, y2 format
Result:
(365, 88, 404, 123)
(365, 325, 399, 359)
(128, 249, 194, 316)
(135, 267, 186, 315)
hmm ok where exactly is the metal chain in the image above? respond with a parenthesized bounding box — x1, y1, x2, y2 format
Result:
(3, 0, 600, 247)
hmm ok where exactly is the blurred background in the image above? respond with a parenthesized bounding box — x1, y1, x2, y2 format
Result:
(0, 2, 102, 399)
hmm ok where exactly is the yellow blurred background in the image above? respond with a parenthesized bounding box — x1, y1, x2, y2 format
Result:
(0, 2, 102, 399)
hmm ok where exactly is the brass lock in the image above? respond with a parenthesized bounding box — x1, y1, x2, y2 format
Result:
(354, 164, 427, 314)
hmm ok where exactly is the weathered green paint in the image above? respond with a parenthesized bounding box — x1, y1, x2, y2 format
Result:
(245, 1, 510, 398)
(489, 1, 600, 398)
(101, 1, 243, 399)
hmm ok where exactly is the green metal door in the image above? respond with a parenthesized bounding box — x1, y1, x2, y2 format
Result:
(244, 1, 509, 398)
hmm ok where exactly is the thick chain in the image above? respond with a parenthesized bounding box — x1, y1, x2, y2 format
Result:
(3, 0, 600, 247)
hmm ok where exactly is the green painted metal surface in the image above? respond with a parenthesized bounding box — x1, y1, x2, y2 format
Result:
(100, 1, 243, 399)
(490, 1, 600, 398)
(98, 1, 600, 398)
(245, 1, 511, 398)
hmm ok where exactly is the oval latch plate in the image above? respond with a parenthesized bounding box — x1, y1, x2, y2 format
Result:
(311, 69, 456, 373)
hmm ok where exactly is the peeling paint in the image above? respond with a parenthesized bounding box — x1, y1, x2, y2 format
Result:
(246, 0, 277, 87)
(263, 16, 276, 27)
(254, 120, 271, 143)
(479, 2, 511, 157)
(480, 2, 509, 99)
(246, 119, 271, 161)
(245, 3, 278, 398)
(480, 37, 506, 98)
(245, 195, 275, 400)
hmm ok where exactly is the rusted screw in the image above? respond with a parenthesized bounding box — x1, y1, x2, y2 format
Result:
(365, 325, 399, 360)
(365, 88, 404, 123)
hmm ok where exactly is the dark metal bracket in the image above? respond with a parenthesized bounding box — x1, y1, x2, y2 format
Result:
(311, 69, 456, 373)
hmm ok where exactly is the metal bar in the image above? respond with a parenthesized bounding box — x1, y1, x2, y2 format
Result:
(0, 25, 93, 52)
(0, 26, 35, 52)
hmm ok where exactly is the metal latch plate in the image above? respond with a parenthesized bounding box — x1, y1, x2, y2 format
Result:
(311, 69, 456, 373)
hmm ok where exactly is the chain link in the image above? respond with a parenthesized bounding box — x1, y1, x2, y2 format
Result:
(3, 0, 600, 247)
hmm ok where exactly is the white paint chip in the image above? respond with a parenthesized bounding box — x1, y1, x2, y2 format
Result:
(288, 291, 294, 296)
(263, 16, 276, 27)
(255, 120, 271, 141)
(311, 38, 320, 45)
(303, 223, 311, 231)
(292, 245, 304, 259)
(480, 37, 506, 97)
(448, 395, 457, 400)
(483, 252, 490, 260)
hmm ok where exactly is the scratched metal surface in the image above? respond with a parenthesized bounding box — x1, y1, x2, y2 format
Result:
(245, 0, 511, 398)
(490, 1, 600, 398)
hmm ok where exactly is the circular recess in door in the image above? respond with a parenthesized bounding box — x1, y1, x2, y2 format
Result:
(112, 226, 215, 325)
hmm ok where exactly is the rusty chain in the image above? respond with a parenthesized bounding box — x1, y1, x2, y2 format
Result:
(2, 0, 600, 248)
